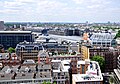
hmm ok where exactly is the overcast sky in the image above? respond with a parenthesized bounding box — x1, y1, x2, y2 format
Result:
(0, 0, 120, 23)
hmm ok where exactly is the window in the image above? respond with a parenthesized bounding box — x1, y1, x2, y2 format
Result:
(78, 64, 80, 68)
(82, 65, 85, 74)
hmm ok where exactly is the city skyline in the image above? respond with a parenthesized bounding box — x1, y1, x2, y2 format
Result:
(0, 0, 120, 23)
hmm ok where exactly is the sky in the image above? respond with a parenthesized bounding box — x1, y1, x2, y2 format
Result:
(0, 0, 120, 23)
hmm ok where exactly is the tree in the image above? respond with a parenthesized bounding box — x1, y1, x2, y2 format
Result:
(91, 55, 105, 72)
(115, 30, 120, 38)
(8, 47, 15, 53)
(42, 81, 47, 84)
(46, 81, 51, 84)
(42, 81, 51, 84)
(109, 76, 114, 84)
(53, 81, 57, 84)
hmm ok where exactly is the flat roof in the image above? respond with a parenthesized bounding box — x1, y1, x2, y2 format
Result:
(0, 31, 31, 34)
(53, 70, 60, 72)
(72, 74, 103, 82)
(72, 61, 103, 82)
(77, 61, 85, 64)
(51, 60, 61, 62)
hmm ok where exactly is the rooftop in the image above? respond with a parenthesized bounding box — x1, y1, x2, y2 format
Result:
(72, 74, 102, 82)
(0, 53, 9, 60)
(0, 31, 31, 34)
(72, 61, 103, 82)
(90, 33, 116, 42)
(0, 64, 52, 83)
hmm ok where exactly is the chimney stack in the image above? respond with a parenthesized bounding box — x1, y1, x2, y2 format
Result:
(46, 56, 49, 64)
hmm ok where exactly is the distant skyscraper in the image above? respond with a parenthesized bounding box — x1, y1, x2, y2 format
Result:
(0, 21, 4, 31)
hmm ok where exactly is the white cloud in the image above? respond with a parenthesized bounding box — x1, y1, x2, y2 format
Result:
(72, 0, 84, 4)
(72, 0, 110, 4)
(36, 0, 66, 14)
(0, 0, 119, 22)
(1, 0, 66, 15)
(72, 0, 111, 9)
(0, 9, 19, 14)
(87, 5, 100, 8)
(4, 1, 24, 8)
(15, 0, 35, 3)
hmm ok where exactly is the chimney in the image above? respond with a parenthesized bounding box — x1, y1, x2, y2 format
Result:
(38, 56, 40, 64)
(46, 56, 49, 64)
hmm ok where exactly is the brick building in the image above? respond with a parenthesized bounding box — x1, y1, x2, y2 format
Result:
(81, 45, 119, 72)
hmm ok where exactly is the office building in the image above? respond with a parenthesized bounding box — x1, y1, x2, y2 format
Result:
(90, 33, 116, 47)
(64, 28, 83, 36)
(0, 31, 33, 49)
(0, 21, 4, 31)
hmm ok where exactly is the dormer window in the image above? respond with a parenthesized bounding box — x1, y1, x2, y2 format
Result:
(34, 47, 39, 50)
(21, 45, 25, 50)
(5, 55, 8, 57)
(34, 45, 39, 50)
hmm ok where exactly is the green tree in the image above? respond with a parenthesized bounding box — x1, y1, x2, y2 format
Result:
(115, 30, 120, 38)
(53, 82, 57, 84)
(109, 76, 114, 84)
(91, 55, 105, 72)
(42, 81, 47, 84)
(46, 81, 51, 84)
(42, 81, 51, 84)
(8, 47, 15, 53)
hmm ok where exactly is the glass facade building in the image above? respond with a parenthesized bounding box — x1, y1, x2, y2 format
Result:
(90, 33, 116, 47)
(0, 31, 33, 49)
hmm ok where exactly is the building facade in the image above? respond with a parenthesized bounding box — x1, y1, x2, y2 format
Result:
(52, 60, 70, 84)
(0, 31, 33, 49)
(81, 45, 118, 72)
(0, 63, 52, 84)
(0, 21, 4, 31)
(72, 61, 103, 84)
(49, 53, 84, 61)
(90, 33, 116, 47)
(15, 41, 68, 62)
(114, 55, 120, 84)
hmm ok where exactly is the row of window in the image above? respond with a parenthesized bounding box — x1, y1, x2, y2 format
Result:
(0, 79, 52, 84)
(52, 57, 82, 60)
(76, 82, 102, 84)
